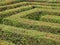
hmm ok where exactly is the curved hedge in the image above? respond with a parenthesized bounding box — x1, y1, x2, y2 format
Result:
(3, 8, 60, 34)
(0, 24, 60, 45)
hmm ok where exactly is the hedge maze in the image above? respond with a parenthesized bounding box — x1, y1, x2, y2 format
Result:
(0, 0, 60, 45)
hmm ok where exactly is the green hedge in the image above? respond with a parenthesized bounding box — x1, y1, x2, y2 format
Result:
(0, 2, 60, 12)
(20, 9, 60, 21)
(0, 24, 60, 45)
(33, 5, 60, 9)
(0, 0, 21, 6)
(3, 8, 60, 34)
(38, 8, 60, 15)
(20, 8, 60, 15)
(0, 1, 60, 6)
(28, 0, 60, 3)
(0, 5, 34, 23)
(0, 2, 32, 11)
(0, 0, 60, 3)
(40, 15, 60, 23)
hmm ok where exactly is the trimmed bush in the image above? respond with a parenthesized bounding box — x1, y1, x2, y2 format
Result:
(40, 15, 60, 23)
(0, 1, 60, 6)
(0, 1, 60, 45)
(33, 5, 60, 9)
(0, 2, 30, 11)
(3, 8, 60, 34)
(0, 5, 35, 23)
(0, 0, 21, 6)
(0, 24, 60, 45)
(0, 3, 60, 12)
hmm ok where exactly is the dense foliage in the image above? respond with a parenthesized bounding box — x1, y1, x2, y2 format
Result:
(0, 0, 60, 45)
